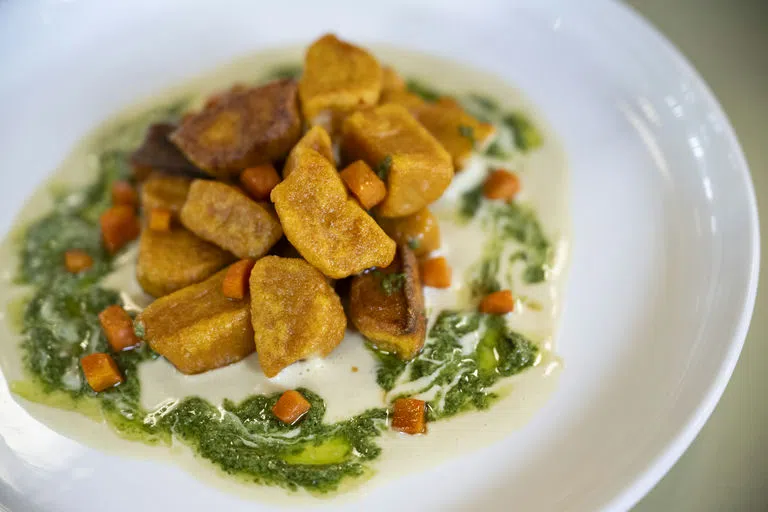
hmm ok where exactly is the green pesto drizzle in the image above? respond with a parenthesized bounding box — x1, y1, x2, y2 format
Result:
(13, 100, 387, 494)
(9, 73, 553, 496)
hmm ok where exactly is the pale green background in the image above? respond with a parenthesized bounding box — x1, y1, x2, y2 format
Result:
(627, 1, 767, 510)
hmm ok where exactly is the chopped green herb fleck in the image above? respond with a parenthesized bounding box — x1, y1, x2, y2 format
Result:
(373, 271, 406, 296)
(406, 79, 441, 103)
(374, 155, 393, 181)
(458, 124, 476, 145)
(266, 64, 302, 81)
(484, 140, 512, 159)
(407, 238, 421, 250)
(467, 93, 499, 112)
(460, 182, 485, 220)
(503, 112, 543, 152)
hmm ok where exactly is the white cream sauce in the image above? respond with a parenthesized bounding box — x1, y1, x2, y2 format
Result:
(0, 45, 570, 504)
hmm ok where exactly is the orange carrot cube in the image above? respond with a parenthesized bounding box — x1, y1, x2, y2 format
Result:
(240, 164, 281, 201)
(100, 205, 140, 254)
(272, 390, 311, 425)
(420, 257, 452, 288)
(483, 169, 520, 201)
(80, 353, 123, 392)
(98, 305, 141, 351)
(64, 249, 93, 274)
(148, 207, 172, 232)
(391, 398, 426, 435)
(111, 181, 138, 206)
(222, 259, 256, 300)
(479, 290, 515, 314)
(339, 160, 387, 210)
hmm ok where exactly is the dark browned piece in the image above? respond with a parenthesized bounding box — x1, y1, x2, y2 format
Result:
(170, 79, 302, 179)
(129, 123, 207, 179)
(347, 245, 426, 360)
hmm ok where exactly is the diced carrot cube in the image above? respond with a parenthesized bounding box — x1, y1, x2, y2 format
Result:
(272, 390, 311, 425)
(420, 257, 452, 288)
(111, 181, 138, 206)
(479, 290, 515, 314)
(483, 169, 520, 201)
(240, 164, 281, 201)
(64, 249, 93, 273)
(98, 305, 141, 351)
(148, 208, 172, 232)
(391, 398, 426, 435)
(100, 205, 140, 254)
(339, 160, 387, 210)
(222, 259, 256, 300)
(80, 353, 123, 392)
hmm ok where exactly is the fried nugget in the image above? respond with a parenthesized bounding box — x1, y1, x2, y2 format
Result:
(341, 104, 453, 218)
(137, 268, 254, 374)
(249, 256, 346, 377)
(348, 245, 426, 360)
(180, 180, 283, 259)
(136, 226, 235, 297)
(270, 147, 395, 278)
(299, 34, 382, 123)
(170, 79, 301, 178)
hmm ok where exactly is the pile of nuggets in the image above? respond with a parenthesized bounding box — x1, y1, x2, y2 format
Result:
(126, 34, 494, 378)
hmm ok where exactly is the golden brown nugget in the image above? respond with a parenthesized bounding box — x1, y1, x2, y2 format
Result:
(249, 256, 346, 378)
(299, 34, 382, 122)
(170, 79, 301, 178)
(282, 125, 334, 178)
(137, 269, 254, 374)
(341, 104, 453, 218)
(270, 147, 396, 278)
(140, 173, 192, 218)
(348, 245, 426, 360)
(180, 180, 283, 259)
(136, 226, 235, 298)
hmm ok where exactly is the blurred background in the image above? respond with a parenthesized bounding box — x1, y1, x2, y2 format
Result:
(626, 1, 767, 510)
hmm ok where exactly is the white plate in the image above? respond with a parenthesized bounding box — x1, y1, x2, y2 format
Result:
(0, 0, 759, 510)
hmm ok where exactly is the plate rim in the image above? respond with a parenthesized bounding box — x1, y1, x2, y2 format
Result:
(603, 1, 760, 510)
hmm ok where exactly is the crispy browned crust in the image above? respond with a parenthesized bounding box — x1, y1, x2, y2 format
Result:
(170, 79, 302, 178)
(137, 268, 254, 374)
(347, 245, 426, 360)
(130, 123, 208, 179)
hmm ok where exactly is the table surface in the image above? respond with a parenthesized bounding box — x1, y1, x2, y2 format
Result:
(625, 0, 767, 510)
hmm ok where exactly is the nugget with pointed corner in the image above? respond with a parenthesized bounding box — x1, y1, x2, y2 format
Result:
(249, 256, 346, 378)
(271, 147, 395, 278)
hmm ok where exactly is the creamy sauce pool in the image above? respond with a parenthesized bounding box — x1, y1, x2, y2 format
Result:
(0, 46, 570, 504)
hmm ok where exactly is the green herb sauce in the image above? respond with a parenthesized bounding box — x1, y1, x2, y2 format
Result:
(13, 101, 387, 494)
(10, 74, 552, 495)
(372, 311, 537, 420)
